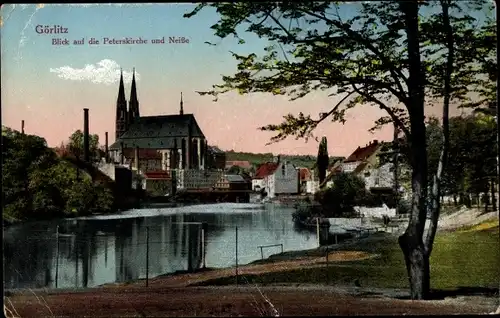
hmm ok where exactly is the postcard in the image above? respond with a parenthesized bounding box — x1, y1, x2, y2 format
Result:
(2, 3, 498, 317)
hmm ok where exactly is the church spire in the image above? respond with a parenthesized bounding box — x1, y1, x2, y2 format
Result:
(128, 67, 140, 123)
(180, 92, 184, 115)
(115, 68, 128, 140)
(130, 68, 137, 103)
(117, 68, 126, 103)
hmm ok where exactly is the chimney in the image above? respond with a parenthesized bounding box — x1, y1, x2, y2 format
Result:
(105, 132, 109, 162)
(135, 146, 140, 171)
(21, 120, 25, 134)
(83, 108, 90, 162)
(120, 142, 124, 164)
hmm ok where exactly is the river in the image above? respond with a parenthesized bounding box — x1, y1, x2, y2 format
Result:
(4, 203, 326, 290)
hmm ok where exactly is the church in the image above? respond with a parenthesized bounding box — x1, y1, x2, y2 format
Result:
(108, 69, 208, 172)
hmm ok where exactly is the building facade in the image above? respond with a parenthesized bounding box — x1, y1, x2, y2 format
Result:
(104, 69, 225, 195)
(253, 159, 300, 198)
(109, 70, 208, 172)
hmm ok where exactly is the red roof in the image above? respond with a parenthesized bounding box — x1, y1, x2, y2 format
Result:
(144, 170, 171, 179)
(345, 140, 381, 163)
(299, 168, 311, 182)
(226, 160, 252, 169)
(254, 162, 279, 179)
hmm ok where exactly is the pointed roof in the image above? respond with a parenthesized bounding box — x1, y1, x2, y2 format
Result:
(109, 114, 205, 150)
(345, 140, 381, 163)
(129, 67, 138, 102)
(253, 162, 279, 179)
(117, 68, 126, 103)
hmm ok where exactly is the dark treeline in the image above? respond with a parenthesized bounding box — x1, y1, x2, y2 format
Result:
(2, 127, 114, 224)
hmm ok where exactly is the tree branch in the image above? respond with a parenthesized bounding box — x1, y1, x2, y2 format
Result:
(296, 7, 409, 103)
(351, 83, 410, 138)
(313, 90, 356, 125)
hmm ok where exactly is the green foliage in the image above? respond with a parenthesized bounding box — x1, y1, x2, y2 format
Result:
(226, 165, 242, 175)
(292, 204, 323, 223)
(2, 127, 114, 223)
(391, 114, 497, 203)
(184, 1, 492, 143)
(314, 172, 367, 215)
(426, 114, 497, 199)
(224, 149, 343, 169)
(67, 129, 100, 160)
(196, 229, 498, 290)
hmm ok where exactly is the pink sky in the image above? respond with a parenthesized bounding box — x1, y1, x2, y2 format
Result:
(0, 4, 470, 158)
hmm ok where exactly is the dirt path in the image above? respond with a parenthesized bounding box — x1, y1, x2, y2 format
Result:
(5, 285, 493, 317)
(102, 251, 376, 289)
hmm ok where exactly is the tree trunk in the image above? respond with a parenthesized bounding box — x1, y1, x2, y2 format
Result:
(424, 0, 453, 259)
(399, 0, 429, 300)
(484, 192, 490, 213)
(490, 179, 497, 211)
(393, 124, 400, 214)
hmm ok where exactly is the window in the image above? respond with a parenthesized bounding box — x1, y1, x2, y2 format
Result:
(282, 165, 286, 177)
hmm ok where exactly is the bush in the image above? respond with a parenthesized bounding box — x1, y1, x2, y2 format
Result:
(292, 204, 323, 223)
(2, 129, 115, 222)
(314, 172, 367, 216)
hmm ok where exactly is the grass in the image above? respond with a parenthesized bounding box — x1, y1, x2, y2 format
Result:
(196, 227, 499, 291)
(458, 218, 499, 233)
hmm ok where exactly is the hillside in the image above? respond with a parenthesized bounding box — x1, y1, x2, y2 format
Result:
(224, 150, 344, 169)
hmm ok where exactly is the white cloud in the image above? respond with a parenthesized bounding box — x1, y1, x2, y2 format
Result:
(49, 59, 140, 85)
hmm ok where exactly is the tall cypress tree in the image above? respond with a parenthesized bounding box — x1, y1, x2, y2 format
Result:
(316, 136, 329, 186)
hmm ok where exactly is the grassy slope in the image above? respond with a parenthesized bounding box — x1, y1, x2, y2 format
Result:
(197, 227, 499, 291)
(224, 150, 344, 169)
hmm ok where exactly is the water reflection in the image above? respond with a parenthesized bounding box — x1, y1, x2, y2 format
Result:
(4, 203, 318, 290)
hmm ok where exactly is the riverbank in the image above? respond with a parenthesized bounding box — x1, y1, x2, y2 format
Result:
(5, 226, 498, 316)
(5, 204, 498, 316)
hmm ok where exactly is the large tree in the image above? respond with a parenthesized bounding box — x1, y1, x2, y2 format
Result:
(184, 1, 492, 299)
(66, 130, 100, 160)
(316, 136, 329, 186)
(2, 127, 113, 223)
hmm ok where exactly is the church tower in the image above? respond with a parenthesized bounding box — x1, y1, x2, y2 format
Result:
(179, 92, 184, 115)
(115, 69, 128, 140)
(128, 68, 140, 124)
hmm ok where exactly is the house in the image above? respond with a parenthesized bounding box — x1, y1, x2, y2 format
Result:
(215, 174, 251, 191)
(253, 157, 300, 198)
(141, 171, 172, 196)
(341, 140, 383, 173)
(252, 162, 278, 191)
(306, 160, 343, 194)
(340, 139, 404, 194)
(298, 167, 311, 193)
(225, 160, 252, 170)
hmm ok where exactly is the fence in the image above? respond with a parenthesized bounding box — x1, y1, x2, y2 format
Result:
(4, 223, 307, 290)
(6, 221, 496, 292)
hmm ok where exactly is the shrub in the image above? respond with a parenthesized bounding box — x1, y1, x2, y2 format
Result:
(314, 172, 367, 216)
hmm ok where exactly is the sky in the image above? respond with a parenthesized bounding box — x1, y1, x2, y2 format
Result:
(0, 3, 491, 157)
